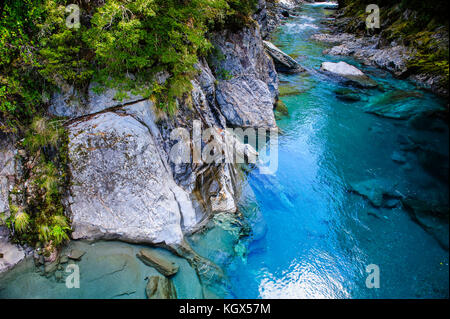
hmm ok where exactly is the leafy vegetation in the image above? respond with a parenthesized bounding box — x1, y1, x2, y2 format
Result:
(1, 0, 258, 249)
(8, 117, 70, 250)
(0, 0, 258, 126)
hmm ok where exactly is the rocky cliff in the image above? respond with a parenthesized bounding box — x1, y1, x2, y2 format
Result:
(0, 0, 286, 283)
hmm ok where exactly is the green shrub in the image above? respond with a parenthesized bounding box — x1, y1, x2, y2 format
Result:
(1, 0, 258, 124)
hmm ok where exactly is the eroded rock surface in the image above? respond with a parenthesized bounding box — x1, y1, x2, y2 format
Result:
(67, 112, 196, 246)
(210, 26, 278, 128)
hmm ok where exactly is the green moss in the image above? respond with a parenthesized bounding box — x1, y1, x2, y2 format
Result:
(279, 85, 303, 97)
(275, 99, 289, 116)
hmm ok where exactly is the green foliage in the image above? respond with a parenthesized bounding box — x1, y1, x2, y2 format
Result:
(10, 117, 71, 248)
(0, 0, 258, 123)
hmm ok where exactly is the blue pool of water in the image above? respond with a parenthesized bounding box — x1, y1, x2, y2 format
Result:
(221, 3, 449, 299)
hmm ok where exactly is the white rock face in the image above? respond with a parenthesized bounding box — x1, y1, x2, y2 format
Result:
(67, 112, 196, 245)
(320, 61, 377, 88)
(321, 61, 365, 76)
(210, 26, 279, 128)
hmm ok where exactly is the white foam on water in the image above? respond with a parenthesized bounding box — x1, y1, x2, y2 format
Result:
(299, 15, 316, 22)
(284, 22, 319, 33)
(306, 1, 338, 6)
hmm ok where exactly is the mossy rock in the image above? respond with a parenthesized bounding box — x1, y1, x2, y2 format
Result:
(334, 88, 361, 102)
(279, 85, 302, 97)
(275, 100, 289, 116)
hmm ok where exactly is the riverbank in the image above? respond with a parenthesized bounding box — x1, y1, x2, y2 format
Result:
(313, 0, 449, 98)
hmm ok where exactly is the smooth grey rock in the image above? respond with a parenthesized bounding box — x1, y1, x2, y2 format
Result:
(136, 248, 179, 277)
(320, 61, 378, 88)
(67, 112, 196, 246)
(0, 238, 25, 274)
(263, 41, 305, 73)
(145, 275, 177, 299)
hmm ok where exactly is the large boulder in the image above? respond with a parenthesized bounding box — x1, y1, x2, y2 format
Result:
(263, 40, 305, 73)
(320, 61, 378, 88)
(210, 26, 278, 128)
(66, 112, 197, 246)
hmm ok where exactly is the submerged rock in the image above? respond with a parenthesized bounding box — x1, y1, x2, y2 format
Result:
(263, 40, 305, 73)
(279, 84, 303, 97)
(349, 179, 400, 207)
(362, 90, 441, 120)
(145, 275, 177, 299)
(334, 88, 361, 102)
(136, 248, 179, 277)
(68, 249, 85, 261)
(402, 198, 449, 250)
(320, 61, 378, 88)
(275, 99, 289, 116)
(391, 151, 407, 164)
